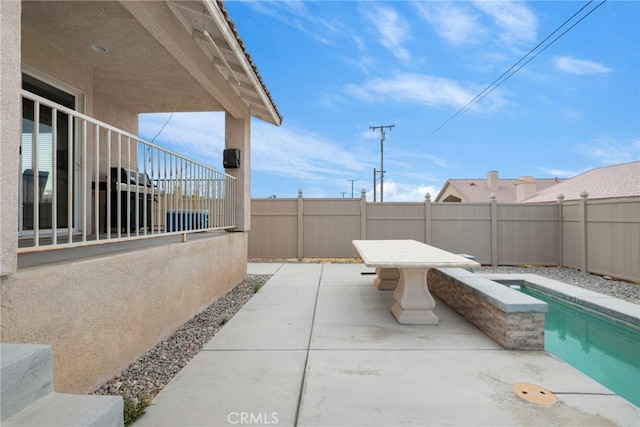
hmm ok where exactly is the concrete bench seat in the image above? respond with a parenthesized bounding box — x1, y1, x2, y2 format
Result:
(428, 268, 548, 350)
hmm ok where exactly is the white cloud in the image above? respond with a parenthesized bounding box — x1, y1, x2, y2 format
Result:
(365, 5, 411, 65)
(139, 113, 376, 190)
(536, 150, 639, 180)
(539, 167, 581, 178)
(414, 1, 536, 48)
(370, 180, 439, 202)
(392, 149, 456, 170)
(413, 1, 483, 46)
(343, 53, 376, 75)
(472, 1, 537, 45)
(345, 72, 500, 111)
(250, 121, 372, 182)
(424, 153, 454, 169)
(552, 56, 613, 75)
(572, 135, 640, 165)
(361, 129, 382, 140)
(139, 112, 225, 165)
(245, 0, 356, 47)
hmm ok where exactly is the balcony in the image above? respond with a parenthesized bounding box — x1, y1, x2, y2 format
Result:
(19, 90, 236, 253)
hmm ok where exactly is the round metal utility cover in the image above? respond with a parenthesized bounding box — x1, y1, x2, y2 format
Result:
(513, 383, 557, 405)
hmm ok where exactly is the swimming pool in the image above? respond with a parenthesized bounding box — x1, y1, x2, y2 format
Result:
(493, 279, 640, 407)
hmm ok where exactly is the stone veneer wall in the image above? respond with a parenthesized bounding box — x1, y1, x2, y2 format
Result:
(428, 269, 545, 350)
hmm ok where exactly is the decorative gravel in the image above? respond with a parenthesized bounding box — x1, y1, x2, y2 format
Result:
(93, 265, 638, 405)
(93, 274, 270, 403)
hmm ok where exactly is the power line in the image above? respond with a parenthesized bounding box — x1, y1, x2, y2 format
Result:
(415, 0, 607, 148)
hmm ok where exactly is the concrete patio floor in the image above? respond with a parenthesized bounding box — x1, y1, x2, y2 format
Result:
(134, 263, 639, 426)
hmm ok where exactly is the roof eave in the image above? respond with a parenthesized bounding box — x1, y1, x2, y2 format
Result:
(209, 0, 282, 126)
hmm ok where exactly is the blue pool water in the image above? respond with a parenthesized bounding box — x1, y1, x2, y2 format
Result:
(517, 286, 640, 407)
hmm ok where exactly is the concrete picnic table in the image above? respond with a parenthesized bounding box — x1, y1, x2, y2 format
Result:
(352, 239, 480, 324)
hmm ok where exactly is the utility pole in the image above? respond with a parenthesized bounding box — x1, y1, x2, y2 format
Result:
(340, 192, 347, 198)
(373, 168, 385, 202)
(373, 168, 376, 202)
(369, 124, 394, 202)
(347, 179, 358, 197)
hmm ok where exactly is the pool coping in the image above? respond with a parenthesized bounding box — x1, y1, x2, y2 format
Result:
(479, 273, 640, 329)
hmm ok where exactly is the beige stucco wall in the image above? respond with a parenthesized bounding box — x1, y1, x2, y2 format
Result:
(1, 232, 248, 393)
(0, 0, 21, 277)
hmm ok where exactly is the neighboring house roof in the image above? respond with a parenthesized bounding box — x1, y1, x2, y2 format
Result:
(435, 175, 563, 203)
(524, 161, 640, 203)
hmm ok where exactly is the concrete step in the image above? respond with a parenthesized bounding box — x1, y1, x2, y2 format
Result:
(2, 392, 123, 427)
(1, 343, 123, 427)
(1, 343, 53, 421)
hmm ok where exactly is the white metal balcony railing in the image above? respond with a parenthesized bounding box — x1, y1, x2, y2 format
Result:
(19, 90, 236, 252)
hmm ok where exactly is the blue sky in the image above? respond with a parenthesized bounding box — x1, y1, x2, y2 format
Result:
(140, 0, 639, 200)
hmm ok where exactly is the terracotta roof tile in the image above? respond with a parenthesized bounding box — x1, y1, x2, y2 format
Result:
(524, 161, 640, 202)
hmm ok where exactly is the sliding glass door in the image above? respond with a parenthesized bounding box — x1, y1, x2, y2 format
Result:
(20, 73, 78, 235)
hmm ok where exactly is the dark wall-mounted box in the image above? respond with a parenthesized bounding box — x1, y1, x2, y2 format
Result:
(223, 148, 241, 168)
